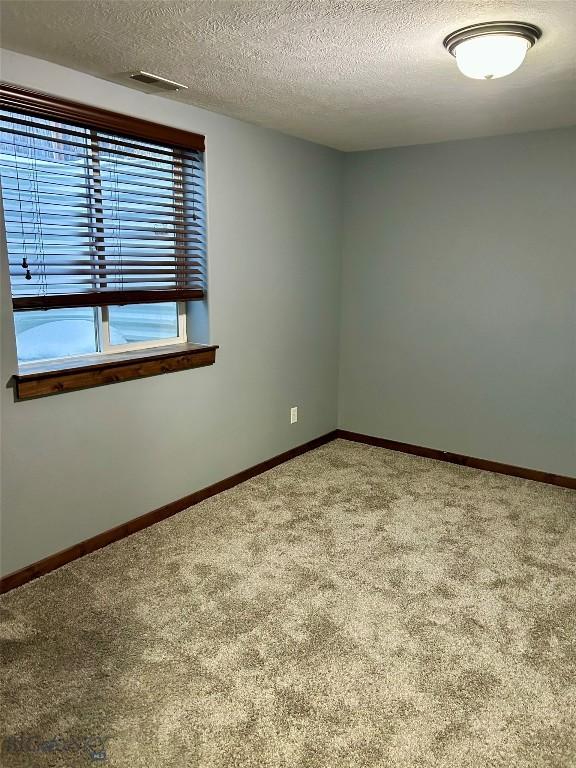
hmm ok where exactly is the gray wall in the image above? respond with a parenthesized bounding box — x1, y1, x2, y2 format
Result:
(0, 51, 343, 576)
(339, 127, 576, 476)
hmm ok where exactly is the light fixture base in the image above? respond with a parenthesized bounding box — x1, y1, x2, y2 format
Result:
(443, 21, 542, 57)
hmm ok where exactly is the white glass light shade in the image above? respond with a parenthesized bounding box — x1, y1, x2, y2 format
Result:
(454, 34, 529, 79)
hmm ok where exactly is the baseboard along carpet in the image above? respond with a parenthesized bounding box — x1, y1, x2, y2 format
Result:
(1, 439, 575, 767)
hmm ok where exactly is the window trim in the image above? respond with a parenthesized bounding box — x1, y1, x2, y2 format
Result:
(100, 302, 187, 354)
(0, 82, 205, 151)
(13, 343, 218, 400)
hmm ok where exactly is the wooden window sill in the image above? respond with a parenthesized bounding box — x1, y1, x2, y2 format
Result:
(13, 343, 218, 400)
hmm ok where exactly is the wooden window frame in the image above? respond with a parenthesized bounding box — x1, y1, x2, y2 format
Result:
(13, 343, 218, 400)
(0, 83, 205, 151)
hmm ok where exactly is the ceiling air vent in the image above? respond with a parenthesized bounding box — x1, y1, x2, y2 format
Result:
(129, 71, 188, 92)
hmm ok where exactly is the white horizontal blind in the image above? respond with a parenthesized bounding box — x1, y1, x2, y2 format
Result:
(0, 106, 206, 310)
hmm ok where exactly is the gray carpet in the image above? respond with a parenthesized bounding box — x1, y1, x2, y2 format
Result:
(1, 439, 575, 767)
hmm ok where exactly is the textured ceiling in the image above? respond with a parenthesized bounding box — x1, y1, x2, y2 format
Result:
(1, 0, 575, 151)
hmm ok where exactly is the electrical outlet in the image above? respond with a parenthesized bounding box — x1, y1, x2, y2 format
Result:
(290, 406, 298, 424)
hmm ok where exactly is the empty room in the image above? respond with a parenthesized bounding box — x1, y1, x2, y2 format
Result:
(0, 1, 575, 766)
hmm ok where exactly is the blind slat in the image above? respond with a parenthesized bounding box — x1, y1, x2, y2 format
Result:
(5, 211, 204, 225)
(10, 276, 203, 287)
(9, 258, 202, 266)
(0, 161, 204, 188)
(2, 189, 203, 210)
(12, 288, 204, 311)
(5, 223, 204, 236)
(0, 170, 204, 195)
(3, 200, 204, 219)
(8, 265, 205, 274)
(8, 242, 205, 252)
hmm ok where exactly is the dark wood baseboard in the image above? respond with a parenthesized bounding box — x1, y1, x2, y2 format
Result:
(0, 430, 337, 594)
(336, 430, 576, 490)
(3, 427, 573, 593)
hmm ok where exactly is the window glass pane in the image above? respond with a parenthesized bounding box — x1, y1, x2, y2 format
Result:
(15, 308, 98, 363)
(107, 302, 179, 345)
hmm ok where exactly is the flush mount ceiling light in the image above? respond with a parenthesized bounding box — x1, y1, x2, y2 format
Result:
(443, 21, 542, 80)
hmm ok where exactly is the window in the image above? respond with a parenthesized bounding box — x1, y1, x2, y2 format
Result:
(0, 84, 207, 374)
(12, 304, 186, 363)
